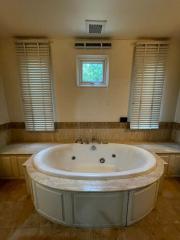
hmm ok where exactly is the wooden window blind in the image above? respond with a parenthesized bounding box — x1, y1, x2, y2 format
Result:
(129, 41, 169, 129)
(16, 39, 54, 131)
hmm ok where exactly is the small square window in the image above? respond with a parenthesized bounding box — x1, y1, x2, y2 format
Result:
(76, 55, 109, 87)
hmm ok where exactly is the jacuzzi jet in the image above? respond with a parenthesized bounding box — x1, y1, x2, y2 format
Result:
(99, 158, 105, 163)
(112, 154, 116, 158)
(91, 145, 96, 151)
(71, 156, 76, 160)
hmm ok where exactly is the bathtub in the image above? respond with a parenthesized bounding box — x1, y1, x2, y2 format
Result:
(33, 143, 156, 179)
(28, 143, 163, 227)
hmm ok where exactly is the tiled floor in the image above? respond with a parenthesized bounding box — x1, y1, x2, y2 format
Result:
(0, 179, 180, 240)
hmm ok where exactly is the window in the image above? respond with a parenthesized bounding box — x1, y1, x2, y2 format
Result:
(129, 41, 168, 129)
(76, 55, 109, 87)
(16, 39, 54, 131)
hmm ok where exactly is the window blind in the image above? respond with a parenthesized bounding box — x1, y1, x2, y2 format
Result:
(129, 41, 168, 129)
(16, 39, 54, 131)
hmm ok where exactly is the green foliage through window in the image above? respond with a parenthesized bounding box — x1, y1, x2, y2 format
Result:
(82, 62, 103, 83)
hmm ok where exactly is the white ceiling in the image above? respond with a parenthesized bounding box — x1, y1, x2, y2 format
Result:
(0, 0, 180, 39)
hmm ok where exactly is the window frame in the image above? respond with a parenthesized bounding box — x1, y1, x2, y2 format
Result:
(76, 55, 109, 87)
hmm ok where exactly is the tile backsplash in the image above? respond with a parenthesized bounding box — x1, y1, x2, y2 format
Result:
(172, 123, 180, 143)
(172, 130, 180, 143)
(0, 123, 11, 148)
(9, 122, 174, 143)
(0, 122, 179, 145)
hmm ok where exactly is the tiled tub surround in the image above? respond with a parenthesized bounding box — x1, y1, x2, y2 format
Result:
(9, 122, 175, 143)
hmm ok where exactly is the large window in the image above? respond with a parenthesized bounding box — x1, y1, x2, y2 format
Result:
(129, 41, 168, 129)
(16, 39, 54, 131)
(76, 55, 109, 87)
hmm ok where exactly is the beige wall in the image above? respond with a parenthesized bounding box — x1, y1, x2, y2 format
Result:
(0, 49, 10, 147)
(0, 39, 23, 122)
(173, 39, 180, 124)
(161, 39, 180, 122)
(0, 47, 9, 124)
(175, 90, 180, 123)
(0, 75, 9, 124)
(51, 39, 134, 122)
(0, 38, 180, 123)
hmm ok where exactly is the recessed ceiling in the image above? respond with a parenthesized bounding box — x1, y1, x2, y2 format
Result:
(0, 0, 180, 39)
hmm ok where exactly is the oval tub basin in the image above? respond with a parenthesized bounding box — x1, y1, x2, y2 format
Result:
(33, 144, 156, 179)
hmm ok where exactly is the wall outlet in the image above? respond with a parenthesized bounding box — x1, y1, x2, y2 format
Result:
(119, 117, 128, 123)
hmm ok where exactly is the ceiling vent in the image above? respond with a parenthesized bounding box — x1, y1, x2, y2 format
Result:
(86, 20, 107, 35)
(74, 42, 112, 49)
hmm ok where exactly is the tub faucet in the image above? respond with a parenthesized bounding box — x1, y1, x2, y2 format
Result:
(75, 138, 83, 144)
(91, 137, 101, 144)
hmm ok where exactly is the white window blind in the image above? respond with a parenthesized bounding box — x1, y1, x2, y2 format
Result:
(129, 41, 168, 130)
(16, 39, 54, 131)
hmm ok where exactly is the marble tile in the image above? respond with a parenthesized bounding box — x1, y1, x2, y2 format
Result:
(0, 180, 27, 202)
(0, 228, 14, 240)
(0, 129, 11, 148)
(92, 228, 126, 240)
(39, 226, 93, 240)
(8, 227, 40, 240)
(172, 129, 180, 144)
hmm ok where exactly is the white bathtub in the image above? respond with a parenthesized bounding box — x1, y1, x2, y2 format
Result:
(33, 144, 156, 179)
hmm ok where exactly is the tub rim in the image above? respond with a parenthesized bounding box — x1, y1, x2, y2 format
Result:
(25, 144, 164, 192)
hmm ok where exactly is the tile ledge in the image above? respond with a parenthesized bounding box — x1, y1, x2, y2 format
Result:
(0, 141, 179, 155)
